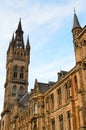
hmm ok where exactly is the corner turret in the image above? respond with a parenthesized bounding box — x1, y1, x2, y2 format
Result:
(72, 11, 86, 64)
(72, 11, 82, 40)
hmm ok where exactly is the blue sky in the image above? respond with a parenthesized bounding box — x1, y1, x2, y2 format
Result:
(0, 0, 86, 117)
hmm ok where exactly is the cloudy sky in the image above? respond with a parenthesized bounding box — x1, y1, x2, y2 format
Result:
(0, 0, 86, 118)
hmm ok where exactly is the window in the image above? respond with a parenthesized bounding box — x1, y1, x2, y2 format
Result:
(65, 83, 70, 100)
(13, 66, 18, 78)
(33, 121, 37, 130)
(50, 94, 54, 110)
(67, 111, 71, 130)
(19, 86, 24, 96)
(45, 97, 49, 111)
(12, 85, 17, 96)
(59, 114, 64, 130)
(57, 88, 62, 107)
(34, 102, 38, 114)
(51, 118, 55, 130)
(20, 67, 24, 79)
(74, 75, 78, 92)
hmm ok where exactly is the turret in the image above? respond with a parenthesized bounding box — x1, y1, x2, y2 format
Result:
(72, 11, 82, 40)
(72, 11, 83, 64)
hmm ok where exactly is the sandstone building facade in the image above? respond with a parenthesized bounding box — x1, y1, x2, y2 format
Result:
(0, 12, 86, 130)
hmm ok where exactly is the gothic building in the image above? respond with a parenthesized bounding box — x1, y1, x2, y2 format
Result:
(0, 12, 86, 130)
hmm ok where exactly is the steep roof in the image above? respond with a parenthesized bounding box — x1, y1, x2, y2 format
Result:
(72, 12, 81, 29)
(38, 82, 50, 93)
(38, 81, 55, 93)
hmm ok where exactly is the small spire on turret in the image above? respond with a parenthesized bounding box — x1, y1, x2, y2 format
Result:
(26, 36, 30, 56)
(26, 36, 30, 50)
(72, 9, 81, 29)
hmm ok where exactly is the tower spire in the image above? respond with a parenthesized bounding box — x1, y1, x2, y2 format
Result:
(17, 18, 22, 31)
(27, 36, 30, 47)
(72, 10, 81, 29)
(15, 18, 23, 35)
(26, 36, 30, 55)
(14, 19, 24, 49)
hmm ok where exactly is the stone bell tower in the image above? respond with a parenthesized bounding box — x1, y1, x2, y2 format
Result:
(1, 19, 30, 130)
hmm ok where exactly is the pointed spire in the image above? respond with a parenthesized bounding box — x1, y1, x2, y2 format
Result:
(17, 18, 22, 31)
(26, 36, 30, 56)
(72, 9, 81, 29)
(26, 36, 30, 50)
(16, 18, 23, 34)
(14, 19, 24, 49)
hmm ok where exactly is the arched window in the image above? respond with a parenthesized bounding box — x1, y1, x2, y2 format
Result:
(13, 65, 18, 78)
(67, 111, 71, 130)
(57, 88, 62, 107)
(45, 97, 49, 111)
(59, 114, 64, 130)
(50, 93, 54, 110)
(74, 75, 78, 92)
(65, 83, 70, 100)
(51, 118, 55, 130)
(12, 85, 17, 96)
(34, 102, 38, 114)
(19, 86, 24, 96)
(33, 122, 37, 130)
(20, 67, 24, 79)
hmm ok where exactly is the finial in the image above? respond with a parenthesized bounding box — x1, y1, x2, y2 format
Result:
(27, 35, 29, 42)
(19, 18, 21, 22)
(73, 7, 76, 13)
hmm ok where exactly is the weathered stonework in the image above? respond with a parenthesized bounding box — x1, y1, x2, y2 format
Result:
(0, 13, 86, 130)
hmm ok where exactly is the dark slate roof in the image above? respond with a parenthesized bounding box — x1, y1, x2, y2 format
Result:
(38, 82, 55, 93)
(19, 92, 30, 106)
(72, 12, 81, 29)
